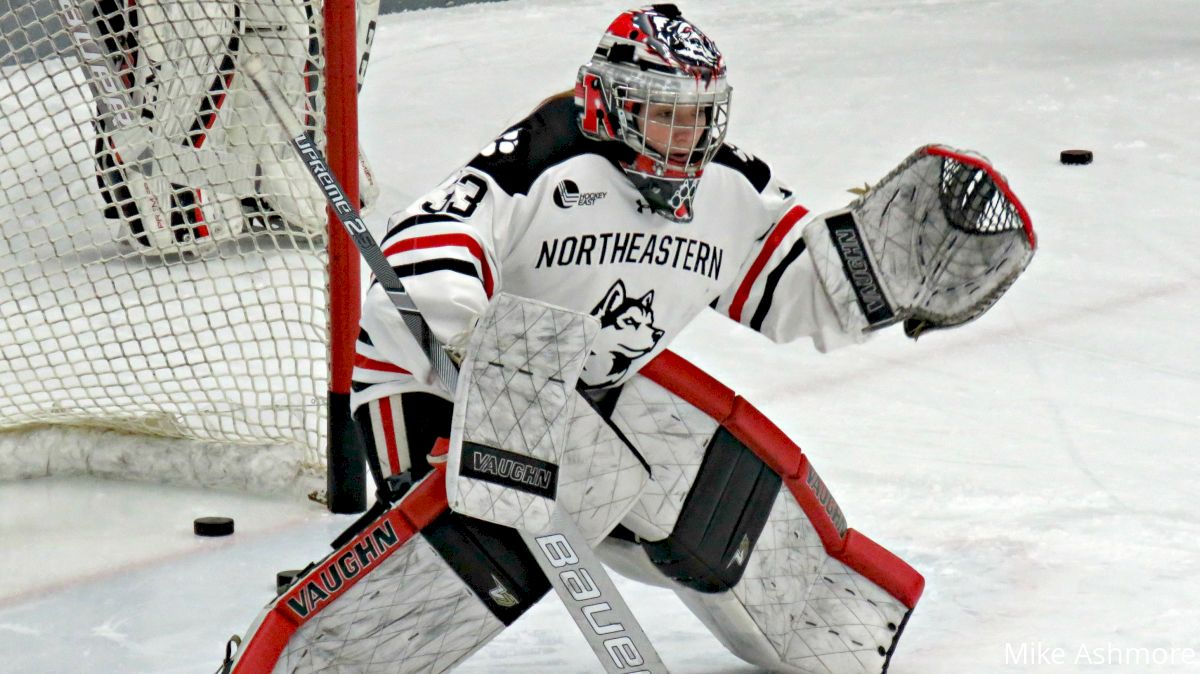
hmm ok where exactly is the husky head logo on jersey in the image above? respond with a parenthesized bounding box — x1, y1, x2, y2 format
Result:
(583, 280, 665, 389)
(575, 5, 730, 224)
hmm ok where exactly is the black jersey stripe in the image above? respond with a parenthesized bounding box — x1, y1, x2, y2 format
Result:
(749, 239, 807, 332)
(383, 213, 465, 243)
(393, 258, 483, 284)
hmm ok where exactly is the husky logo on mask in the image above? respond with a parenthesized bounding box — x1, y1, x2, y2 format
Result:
(645, 15, 723, 73)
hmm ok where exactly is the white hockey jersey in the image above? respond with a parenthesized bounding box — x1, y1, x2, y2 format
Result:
(351, 96, 860, 410)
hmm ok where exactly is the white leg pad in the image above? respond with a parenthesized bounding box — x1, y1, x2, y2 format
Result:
(675, 491, 912, 674)
(595, 352, 923, 674)
(270, 535, 504, 674)
(559, 397, 656, 544)
(598, 489, 914, 674)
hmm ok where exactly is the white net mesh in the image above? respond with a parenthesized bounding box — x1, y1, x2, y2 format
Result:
(0, 0, 349, 492)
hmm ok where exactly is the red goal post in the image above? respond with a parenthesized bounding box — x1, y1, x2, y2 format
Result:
(324, 0, 366, 513)
(0, 0, 373, 511)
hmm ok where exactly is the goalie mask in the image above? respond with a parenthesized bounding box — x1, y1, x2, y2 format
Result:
(575, 4, 731, 223)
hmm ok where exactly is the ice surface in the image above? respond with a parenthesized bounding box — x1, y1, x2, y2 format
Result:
(2, 0, 1199, 672)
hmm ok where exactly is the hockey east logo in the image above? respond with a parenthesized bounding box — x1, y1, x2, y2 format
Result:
(553, 179, 607, 209)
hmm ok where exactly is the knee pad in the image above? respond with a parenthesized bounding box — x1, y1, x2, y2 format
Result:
(228, 457, 549, 674)
(606, 351, 924, 674)
(633, 423, 782, 593)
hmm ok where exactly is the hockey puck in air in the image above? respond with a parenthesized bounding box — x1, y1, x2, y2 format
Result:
(1060, 149, 1093, 165)
(194, 516, 235, 537)
(276, 569, 303, 595)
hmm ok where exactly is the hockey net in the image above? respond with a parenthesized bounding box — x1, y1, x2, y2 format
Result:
(0, 0, 374, 498)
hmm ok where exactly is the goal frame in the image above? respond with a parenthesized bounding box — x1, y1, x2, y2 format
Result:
(0, 0, 370, 512)
(323, 0, 366, 513)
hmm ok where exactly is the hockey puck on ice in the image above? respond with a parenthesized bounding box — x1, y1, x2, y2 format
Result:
(1060, 149, 1093, 165)
(193, 516, 235, 537)
(276, 569, 303, 595)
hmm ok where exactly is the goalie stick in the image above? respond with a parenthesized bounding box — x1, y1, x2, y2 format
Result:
(242, 56, 669, 674)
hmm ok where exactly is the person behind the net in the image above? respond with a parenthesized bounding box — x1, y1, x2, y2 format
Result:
(85, 0, 380, 256)
(227, 4, 1033, 673)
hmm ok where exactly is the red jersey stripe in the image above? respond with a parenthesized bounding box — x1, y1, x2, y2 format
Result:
(728, 205, 808, 322)
(377, 396, 401, 475)
(354, 354, 411, 375)
(384, 233, 495, 298)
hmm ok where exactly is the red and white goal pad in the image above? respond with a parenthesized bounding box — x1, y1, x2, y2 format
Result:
(225, 348, 923, 674)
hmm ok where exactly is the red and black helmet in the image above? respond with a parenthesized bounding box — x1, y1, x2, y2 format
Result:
(576, 4, 731, 222)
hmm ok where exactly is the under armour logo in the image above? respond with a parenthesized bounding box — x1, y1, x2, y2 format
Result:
(635, 199, 651, 214)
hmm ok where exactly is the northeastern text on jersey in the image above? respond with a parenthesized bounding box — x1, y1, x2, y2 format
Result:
(536, 233, 723, 280)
